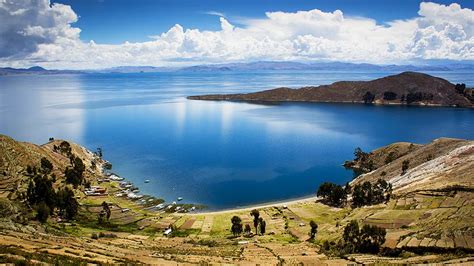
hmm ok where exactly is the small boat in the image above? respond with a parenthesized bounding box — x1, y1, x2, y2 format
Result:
(177, 197, 183, 201)
(144, 179, 150, 183)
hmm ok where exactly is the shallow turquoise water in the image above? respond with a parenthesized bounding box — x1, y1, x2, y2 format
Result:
(1, 70, 473, 209)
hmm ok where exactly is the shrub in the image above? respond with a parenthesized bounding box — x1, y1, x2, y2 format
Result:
(362, 91, 375, 103)
(383, 91, 397, 101)
(36, 202, 50, 223)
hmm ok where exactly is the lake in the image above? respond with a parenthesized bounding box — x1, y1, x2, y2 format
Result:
(1, 70, 473, 209)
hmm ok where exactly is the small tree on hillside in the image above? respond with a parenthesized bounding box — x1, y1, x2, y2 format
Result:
(40, 157, 53, 174)
(250, 209, 260, 234)
(309, 220, 318, 239)
(36, 202, 50, 223)
(231, 216, 243, 236)
(56, 187, 78, 220)
(359, 224, 386, 253)
(102, 201, 111, 221)
(402, 160, 410, 174)
(362, 91, 375, 103)
(343, 220, 360, 252)
(244, 224, 252, 235)
(259, 218, 266, 235)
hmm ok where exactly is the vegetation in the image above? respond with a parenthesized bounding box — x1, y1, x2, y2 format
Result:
(343, 220, 386, 254)
(352, 179, 392, 207)
(403, 92, 434, 104)
(385, 151, 398, 164)
(250, 209, 260, 234)
(56, 187, 78, 220)
(352, 147, 375, 174)
(402, 159, 410, 174)
(317, 182, 347, 207)
(317, 178, 391, 208)
(230, 216, 243, 236)
(65, 156, 85, 188)
(309, 220, 318, 239)
(362, 91, 375, 103)
(259, 217, 266, 235)
(25, 158, 79, 223)
(383, 91, 397, 100)
(98, 201, 111, 224)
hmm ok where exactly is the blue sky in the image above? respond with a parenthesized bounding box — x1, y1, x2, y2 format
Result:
(1, 1, 473, 69)
(53, 0, 474, 44)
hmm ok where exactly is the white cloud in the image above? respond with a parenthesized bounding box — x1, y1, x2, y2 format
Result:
(0, 0, 79, 59)
(205, 11, 226, 17)
(0, 1, 473, 69)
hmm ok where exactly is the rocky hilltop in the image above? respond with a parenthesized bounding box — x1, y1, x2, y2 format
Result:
(188, 72, 474, 108)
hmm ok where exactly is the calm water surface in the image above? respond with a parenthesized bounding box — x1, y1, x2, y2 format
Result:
(1, 71, 473, 209)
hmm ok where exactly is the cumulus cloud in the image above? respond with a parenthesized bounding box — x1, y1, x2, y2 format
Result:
(0, 0, 80, 58)
(0, 1, 473, 69)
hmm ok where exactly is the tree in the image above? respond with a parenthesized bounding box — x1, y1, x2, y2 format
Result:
(317, 182, 336, 198)
(64, 156, 86, 188)
(259, 218, 266, 235)
(317, 182, 347, 207)
(40, 157, 53, 174)
(359, 224, 386, 253)
(98, 210, 106, 225)
(383, 91, 397, 101)
(309, 220, 318, 239)
(344, 182, 352, 195)
(250, 209, 260, 234)
(231, 216, 243, 236)
(401, 160, 410, 174)
(343, 220, 360, 252)
(27, 174, 56, 209)
(455, 83, 466, 94)
(36, 202, 50, 223)
(59, 141, 72, 155)
(373, 179, 392, 203)
(329, 185, 346, 206)
(384, 151, 397, 164)
(56, 187, 78, 220)
(352, 179, 391, 207)
(362, 91, 375, 103)
(244, 224, 252, 235)
(102, 201, 111, 221)
(342, 220, 386, 254)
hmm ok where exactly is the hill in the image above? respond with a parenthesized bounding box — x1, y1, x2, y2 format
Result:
(0, 134, 473, 264)
(188, 72, 474, 108)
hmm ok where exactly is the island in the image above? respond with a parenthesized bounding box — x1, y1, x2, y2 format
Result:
(188, 72, 474, 108)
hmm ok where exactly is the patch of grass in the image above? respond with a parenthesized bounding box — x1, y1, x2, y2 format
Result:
(170, 229, 200, 237)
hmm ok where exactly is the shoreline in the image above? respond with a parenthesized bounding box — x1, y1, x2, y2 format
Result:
(193, 195, 319, 215)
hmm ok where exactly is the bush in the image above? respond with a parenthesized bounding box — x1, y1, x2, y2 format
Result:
(383, 91, 397, 101)
(40, 157, 53, 174)
(362, 91, 375, 103)
(36, 202, 50, 223)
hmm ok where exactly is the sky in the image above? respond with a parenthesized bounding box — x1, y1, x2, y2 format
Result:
(0, 0, 473, 69)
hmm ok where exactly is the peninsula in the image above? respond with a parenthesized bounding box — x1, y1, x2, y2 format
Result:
(188, 72, 474, 108)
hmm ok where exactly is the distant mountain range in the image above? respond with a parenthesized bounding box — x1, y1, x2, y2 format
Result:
(0, 66, 82, 75)
(1, 61, 473, 75)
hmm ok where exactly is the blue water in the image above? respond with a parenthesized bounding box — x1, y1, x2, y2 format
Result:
(1, 70, 473, 209)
